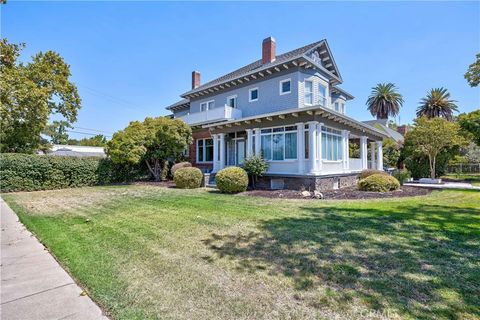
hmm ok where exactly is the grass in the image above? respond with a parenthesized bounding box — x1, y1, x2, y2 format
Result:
(442, 173, 480, 186)
(2, 186, 480, 320)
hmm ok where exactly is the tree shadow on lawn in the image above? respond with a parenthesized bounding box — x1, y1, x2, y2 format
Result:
(202, 202, 480, 319)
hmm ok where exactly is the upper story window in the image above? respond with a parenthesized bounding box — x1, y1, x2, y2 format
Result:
(227, 95, 237, 108)
(334, 102, 345, 113)
(279, 79, 291, 95)
(249, 88, 258, 102)
(200, 100, 214, 112)
(304, 81, 313, 105)
(318, 85, 326, 106)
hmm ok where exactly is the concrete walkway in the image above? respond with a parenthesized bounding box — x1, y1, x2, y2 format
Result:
(1, 198, 108, 320)
(404, 181, 480, 190)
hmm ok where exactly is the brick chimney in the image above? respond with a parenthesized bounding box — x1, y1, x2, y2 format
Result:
(397, 125, 408, 136)
(192, 71, 201, 89)
(262, 37, 276, 64)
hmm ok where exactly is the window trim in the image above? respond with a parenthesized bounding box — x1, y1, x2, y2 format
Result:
(226, 95, 238, 108)
(260, 124, 298, 161)
(304, 80, 313, 106)
(249, 87, 259, 102)
(196, 138, 214, 163)
(321, 126, 343, 161)
(200, 99, 215, 112)
(279, 78, 291, 95)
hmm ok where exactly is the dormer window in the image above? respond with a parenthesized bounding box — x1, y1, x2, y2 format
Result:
(227, 95, 237, 108)
(280, 79, 291, 95)
(249, 88, 258, 102)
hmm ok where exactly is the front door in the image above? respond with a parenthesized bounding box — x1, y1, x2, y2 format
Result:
(236, 139, 246, 165)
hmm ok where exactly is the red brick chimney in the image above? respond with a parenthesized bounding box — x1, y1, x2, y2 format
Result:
(262, 37, 276, 64)
(192, 71, 201, 89)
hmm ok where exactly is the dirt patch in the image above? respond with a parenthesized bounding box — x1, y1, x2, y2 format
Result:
(241, 186, 432, 200)
(133, 181, 176, 188)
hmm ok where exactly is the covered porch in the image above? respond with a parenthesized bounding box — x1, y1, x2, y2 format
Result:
(205, 105, 387, 176)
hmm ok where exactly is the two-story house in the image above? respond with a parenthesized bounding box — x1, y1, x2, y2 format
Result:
(166, 37, 388, 190)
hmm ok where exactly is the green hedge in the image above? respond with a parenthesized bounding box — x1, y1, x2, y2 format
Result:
(0, 153, 143, 192)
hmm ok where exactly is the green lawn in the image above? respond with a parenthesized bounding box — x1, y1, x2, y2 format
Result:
(3, 186, 479, 320)
(442, 173, 480, 186)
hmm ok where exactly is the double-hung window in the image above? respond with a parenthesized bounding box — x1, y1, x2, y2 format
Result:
(249, 88, 258, 102)
(260, 126, 297, 161)
(227, 95, 237, 108)
(200, 100, 214, 112)
(197, 138, 213, 163)
(304, 80, 313, 105)
(318, 84, 326, 106)
(279, 79, 291, 95)
(321, 127, 343, 161)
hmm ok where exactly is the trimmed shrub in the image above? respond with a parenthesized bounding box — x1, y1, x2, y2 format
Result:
(216, 167, 248, 194)
(358, 174, 400, 192)
(171, 162, 192, 176)
(392, 170, 411, 185)
(173, 167, 203, 189)
(359, 169, 389, 179)
(243, 155, 269, 188)
(0, 153, 143, 192)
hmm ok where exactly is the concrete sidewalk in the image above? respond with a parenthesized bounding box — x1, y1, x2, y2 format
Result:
(1, 198, 108, 320)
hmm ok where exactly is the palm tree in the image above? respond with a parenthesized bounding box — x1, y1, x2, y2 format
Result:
(366, 83, 404, 119)
(416, 88, 458, 121)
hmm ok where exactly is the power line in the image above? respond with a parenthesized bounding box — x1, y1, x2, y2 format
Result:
(77, 84, 143, 111)
(73, 126, 113, 134)
(67, 130, 111, 138)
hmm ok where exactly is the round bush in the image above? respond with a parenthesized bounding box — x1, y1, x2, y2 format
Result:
(359, 169, 389, 179)
(173, 167, 203, 189)
(358, 174, 400, 192)
(215, 167, 248, 193)
(171, 162, 192, 177)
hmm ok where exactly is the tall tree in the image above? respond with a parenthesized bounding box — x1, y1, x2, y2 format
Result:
(366, 83, 404, 119)
(43, 120, 71, 144)
(404, 117, 465, 179)
(458, 110, 480, 146)
(79, 134, 108, 147)
(106, 117, 192, 181)
(416, 87, 458, 121)
(464, 53, 480, 87)
(0, 39, 81, 153)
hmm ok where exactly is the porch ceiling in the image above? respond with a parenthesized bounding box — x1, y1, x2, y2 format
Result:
(203, 105, 388, 141)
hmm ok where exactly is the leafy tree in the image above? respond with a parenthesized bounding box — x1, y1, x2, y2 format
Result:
(106, 117, 192, 181)
(382, 138, 401, 168)
(416, 88, 458, 121)
(79, 134, 108, 147)
(0, 39, 81, 153)
(43, 120, 71, 144)
(403, 117, 465, 179)
(366, 83, 404, 119)
(243, 155, 269, 188)
(458, 110, 480, 146)
(464, 53, 480, 87)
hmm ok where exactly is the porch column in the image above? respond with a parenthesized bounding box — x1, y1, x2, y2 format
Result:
(246, 129, 253, 157)
(342, 130, 350, 172)
(296, 122, 305, 174)
(307, 121, 318, 174)
(316, 122, 324, 172)
(254, 128, 261, 156)
(376, 140, 384, 171)
(370, 142, 376, 169)
(212, 134, 219, 173)
(219, 133, 226, 170)
(360, 136, 368, 170)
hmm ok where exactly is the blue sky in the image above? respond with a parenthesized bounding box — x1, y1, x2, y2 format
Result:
(2, 1, 479, 139)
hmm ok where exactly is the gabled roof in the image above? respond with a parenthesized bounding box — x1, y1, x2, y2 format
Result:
(181, 39, 342, 99)
(363, 119, 404, 142)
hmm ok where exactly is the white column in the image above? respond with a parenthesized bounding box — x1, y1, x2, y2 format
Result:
(246, 129, 253, 157)
(219, 133, 226, 170)
(360, 136, 368, 170)
(317, 122, 324, 172)
(370, 142, 376, 170)
(254, 128, 261, 156)
(307, 121, 318, 174)
(376, 140, 384, 171)
(212, 134, 219, 172)
(296, 122, 305, 174)
(343, 130, 350, 172)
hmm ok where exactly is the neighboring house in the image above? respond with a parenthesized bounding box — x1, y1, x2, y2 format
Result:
(363, 119, 404, 143)
(46, 144, 106, 158)
(166, 37, 388, 190)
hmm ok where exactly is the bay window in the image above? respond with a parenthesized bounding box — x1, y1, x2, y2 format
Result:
(304, 80, 313, 105)
(321, 127, 343, 161)
(197, 138, 213, 163)
(260, 126, 297, 161)
(318, 85, 326, 106)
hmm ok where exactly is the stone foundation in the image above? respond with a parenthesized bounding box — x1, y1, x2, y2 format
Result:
(255, 173, 359, 191)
